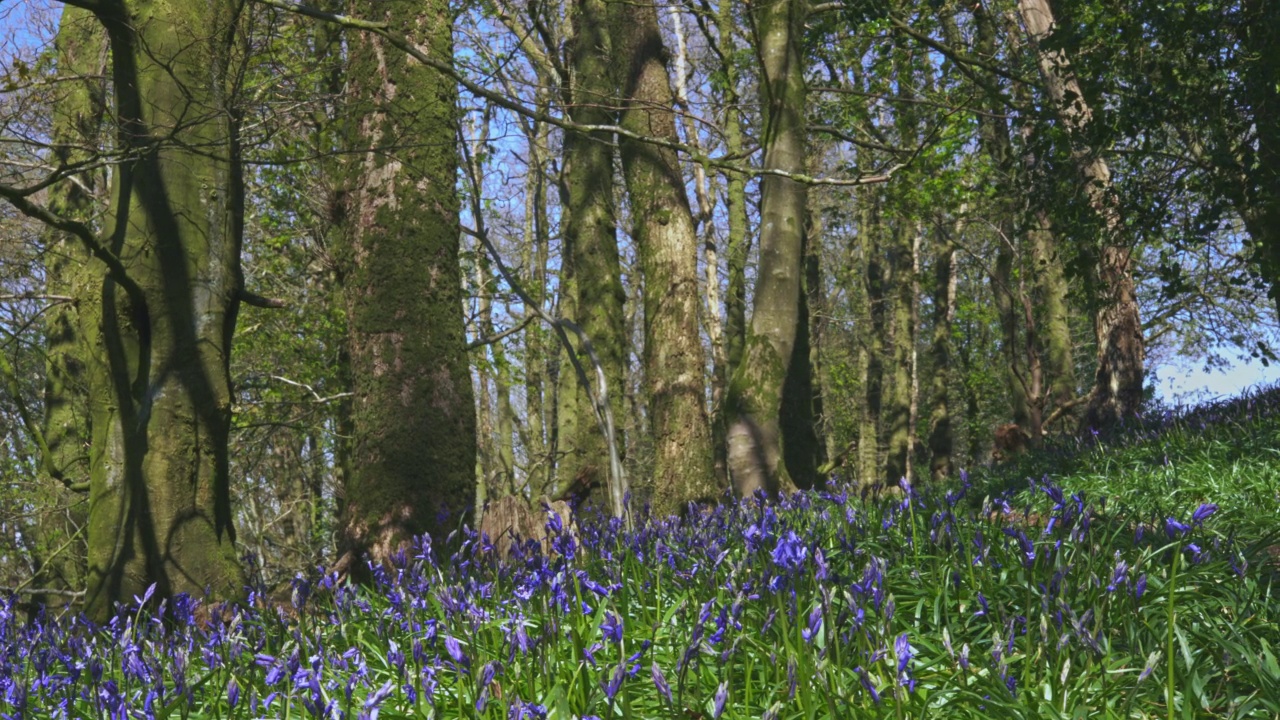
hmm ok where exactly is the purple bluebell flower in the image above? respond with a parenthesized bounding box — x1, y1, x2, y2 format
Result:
(1134, 574, 1147, 600)
(771, 530, 809, 572)
(509, 699, 548, 720)
(601, 663, 626, 702)
(651, 662, 672, 704)
(855, 666, 881, 703)
(225, 677, 240, 710)
(1165, 517, 1191, 538)
(801, 605, 823, 644)
(601, 612, 623, 644)
(445, 635, 469, 669)
(895, 633, 913, 674)
(1192, 503, 1218, 525)
(712, 681, 729, 719)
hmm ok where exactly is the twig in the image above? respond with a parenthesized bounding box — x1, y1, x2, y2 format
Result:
(255, 0, 901, 188)
(269, 375, 353, 404)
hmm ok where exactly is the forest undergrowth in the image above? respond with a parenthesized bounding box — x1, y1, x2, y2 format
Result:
(2, 388, 1279, 719)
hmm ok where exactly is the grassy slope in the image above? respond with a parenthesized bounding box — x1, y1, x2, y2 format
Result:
(968, 383, 1280, 541)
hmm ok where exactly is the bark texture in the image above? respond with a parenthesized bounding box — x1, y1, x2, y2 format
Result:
(81, 0, 249, 619)
(35, 6, 105, 604)
(927, 227, 957, 481)
(725, 0, 810, 497)
(1017, 0, 1144, 430)
(554, 0, 627, 504)
(337, 0, 476, 570)
(609, 1, 716, 515)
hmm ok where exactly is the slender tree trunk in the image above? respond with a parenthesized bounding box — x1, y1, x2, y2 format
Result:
(779, 217, 825, 490)
(1017, 0, 1144, 430)
(725, 0, 810, 497)
(35, 6, 105, 606)
(1238, 1, 1280, 307)
(1029, 211, 1077, 417)
(523, 104, 552, 493)
(927, 221, 959, 481)
(79, 0, 249, 619)
(883, 221, 915, 486)
(554, 0, 627, 504)
(336, 0, 476, 572)
(860, 201, 886, 487)
(609, 0, 716, 515)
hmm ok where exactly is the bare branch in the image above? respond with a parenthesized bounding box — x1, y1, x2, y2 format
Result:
(255, 0, 901, 188)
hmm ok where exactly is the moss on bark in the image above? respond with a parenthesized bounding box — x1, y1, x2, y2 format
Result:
(609, 0, 717, 515)
(82, 0, 248, 620)
(336, 0, 477, 571)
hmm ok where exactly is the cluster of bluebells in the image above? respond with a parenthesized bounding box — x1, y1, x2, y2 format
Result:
(0, 474, 1272, 719)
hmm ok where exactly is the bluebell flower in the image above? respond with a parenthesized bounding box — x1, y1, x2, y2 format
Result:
(1192, 503, 1219, 525)
(508, 699, 548, 720)
(601, 612, 623, 644)
(771, 530, 808, 572)
(444, 635, 469, 670)
(1165, 517, 1191, 538)
(651, 662, 672, 704)
(712, 681, 729, 719)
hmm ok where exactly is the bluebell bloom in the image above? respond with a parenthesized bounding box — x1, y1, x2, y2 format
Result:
(1165, 517, 1191, 538)
(601, 612, 623, 644)
(1192, 503, 1219, 525)
(712, 680, 729, 719)
(651, 662, 673, 704)
(771, 530, 809, 572)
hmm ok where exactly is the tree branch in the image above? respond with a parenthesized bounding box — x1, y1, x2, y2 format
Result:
(255, 0, 900, 188)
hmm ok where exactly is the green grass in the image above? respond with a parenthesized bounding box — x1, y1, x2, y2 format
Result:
(2, 388, 1278, 719)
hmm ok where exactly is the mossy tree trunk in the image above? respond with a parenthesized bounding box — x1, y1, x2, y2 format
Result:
(609, 0, 716, 515)
(927, 223, 958, 482)
(859, 200, 886, 487)
(725, 0, 810, 497)
(72, 0, 249, 620)
(336, 0, 476, 570)
(1029, 211, 1078, 421)
(882, 220, 916, 486)
(553, 0, 627, 505)
(35, 5, 106, 606)
(717, 0, 750, 485)
(1017, 0, 1144, 430)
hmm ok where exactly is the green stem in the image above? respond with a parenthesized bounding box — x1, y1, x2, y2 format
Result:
(1166, 549, 1179, 720)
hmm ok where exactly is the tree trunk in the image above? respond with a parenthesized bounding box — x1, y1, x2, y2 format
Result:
(35, 5, 105, 606)
(1238, 1, 1280, 308)
(859, 202, 886, 487)
(79, 0, 249, 619)
(927, 222, 958, 481)
(718, 0, 750, 490)
(337, 0, 476, 572)
(883, 221, 915, 486)
(609, 0, 716, 515)
(725, 0, 810, 497)
(779, 218, 825, 490)
(553, 0, 627, 505)
(1029, 211, 1077, 418)
(1016, 0, 1144, 430)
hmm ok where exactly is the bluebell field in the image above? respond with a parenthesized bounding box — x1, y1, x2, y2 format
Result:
(1, 472, 1277, 719)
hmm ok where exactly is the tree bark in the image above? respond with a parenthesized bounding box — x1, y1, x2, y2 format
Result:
(883, 220, 915, 486)
(609, 0, 716, 515)
(725, 0, 810, 497)
(1016, 0, 1144, 430)
(927, 221, 958, 481)
(336, 0, 476, 571)
(78, 0, 249, 619)
(35, 5, 105, 606)
(553, 0, 627, 505)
